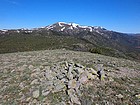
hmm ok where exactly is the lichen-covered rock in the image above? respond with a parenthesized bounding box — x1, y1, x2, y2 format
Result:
(31, 72, 40, 78)
(135, 94, 140, 98)
(28, 65, 34, 70)
(57, 73, 65, 80)
(67, 66, 74, 80)
(67, 89, 75, 96)
(53, 82, 65, 92)
(86, 71, 96, 80)
(75, 63, 84, 68)
(45, 71, 54, 80)
(116, 94, 123, 99)
(79, 72, 88, 84)
(32, 90, 40, 98)
(68, 79, 77, 89)
(87, 68, 97, 75)
(58, 101, 67, 105)
(42, 90, 50, 96)
(70, 94, 81, 105)
(30, 79, 39, 85)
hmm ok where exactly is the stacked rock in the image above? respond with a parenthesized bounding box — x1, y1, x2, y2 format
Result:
(40, 61, 100, 104)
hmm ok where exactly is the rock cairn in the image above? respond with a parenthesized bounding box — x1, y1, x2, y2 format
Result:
(35, 61, 100, 105)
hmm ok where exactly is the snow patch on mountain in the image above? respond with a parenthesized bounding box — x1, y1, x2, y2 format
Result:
(0, 29, 8, 34)
(76, 25, 93, 32)
(94, 26, 105, 30)
(43, 22, 108, 34)
(46, 25, 53, 30)
(79, 26, 88, 28)
(21, 28, 28, 30)
(1, 29, 8, 32)
(17, 30, 20, 33)
(0, 22, 108, 35)
(61, 27, 65, 31)
(71, 23, 79, 28)
(58, 22, 63, 27)
(88, 27, 93, 32)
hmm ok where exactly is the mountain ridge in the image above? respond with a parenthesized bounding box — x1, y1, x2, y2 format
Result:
(0, 22, 139, 35)
(0, 22, 140, 61)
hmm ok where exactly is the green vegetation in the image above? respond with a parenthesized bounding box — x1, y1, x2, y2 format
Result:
(0, 33, 87, 53)
(89, 46, 126, 58)
(0, 31, 139, 61)
(89, 47, 102, 54)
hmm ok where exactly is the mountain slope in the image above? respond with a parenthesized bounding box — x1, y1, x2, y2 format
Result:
(0, 22, 140, 61)
(0, 49, 140, 104)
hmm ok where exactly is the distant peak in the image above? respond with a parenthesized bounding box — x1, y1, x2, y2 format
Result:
(44, 22, 109, 33)
(70, 23, 79, 28)
(1, 29, 8, 32)
(55, 22, 68, 24)
(93, 26, 106, 30)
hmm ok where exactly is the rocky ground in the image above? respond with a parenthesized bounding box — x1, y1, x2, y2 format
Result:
(0, 49, 140, 105)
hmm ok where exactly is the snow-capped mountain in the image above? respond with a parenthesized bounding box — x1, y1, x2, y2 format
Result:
(0, 22, 104, 35)
(44, 22, 108, 35)
(0, 22, 111, 37)
(0, 22, 140, 61)
(46, 22, 94, 31)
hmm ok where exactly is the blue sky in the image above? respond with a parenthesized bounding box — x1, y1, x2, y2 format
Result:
(0, 0, 140, 33)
